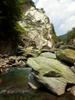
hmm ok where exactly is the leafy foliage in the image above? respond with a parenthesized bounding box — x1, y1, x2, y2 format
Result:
(19, 0, 34, 5)
(67, 28, 75, 43)
(0, 0, 21, 40)
(58, 28, 75, 44)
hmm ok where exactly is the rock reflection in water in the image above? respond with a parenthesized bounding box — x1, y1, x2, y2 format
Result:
(0, 68, 75, 100)
(0, 92, 75, 100)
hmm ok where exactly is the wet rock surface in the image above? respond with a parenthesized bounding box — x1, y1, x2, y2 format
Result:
(70, 86, 75, 96)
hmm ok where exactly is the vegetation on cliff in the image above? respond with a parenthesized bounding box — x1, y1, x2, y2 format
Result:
(0, 0, 34, 54)
(59, 28, 75, 45)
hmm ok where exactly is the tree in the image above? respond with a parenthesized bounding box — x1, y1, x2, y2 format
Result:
(67, 28, 75, 43)
(0, 0, 21, 38)
(0, 0, 21, 54)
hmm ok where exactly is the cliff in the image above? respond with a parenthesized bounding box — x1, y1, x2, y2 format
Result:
(0, 0, 57, 55)
(18, 1, 57, 50)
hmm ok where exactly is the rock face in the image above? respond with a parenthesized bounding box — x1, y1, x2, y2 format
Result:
(19, 4, 56, 50)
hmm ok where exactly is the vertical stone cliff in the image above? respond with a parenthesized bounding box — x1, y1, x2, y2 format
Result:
(19, 0, 57, 50)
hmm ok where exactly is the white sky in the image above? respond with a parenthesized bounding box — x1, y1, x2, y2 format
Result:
(33, 0, 75, 36)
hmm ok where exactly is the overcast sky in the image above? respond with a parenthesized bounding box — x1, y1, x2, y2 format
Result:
(33, 0, 75, 36)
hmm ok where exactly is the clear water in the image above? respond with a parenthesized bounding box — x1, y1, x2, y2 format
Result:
(0, 68, 75, 100)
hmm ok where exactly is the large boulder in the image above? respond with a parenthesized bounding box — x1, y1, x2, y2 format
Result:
(56, 48, 75, 65)
(27, 52, 75, 95)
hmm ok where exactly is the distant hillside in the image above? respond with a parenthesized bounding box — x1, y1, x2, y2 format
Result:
(58, 28, 75, 45)
(59, 34, 68, 43)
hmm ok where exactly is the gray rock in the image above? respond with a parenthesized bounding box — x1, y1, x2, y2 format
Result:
(56, 48, 75, 65)
(40, 52, 56, 59)
(38, 77, 66, 95)
(69, 86, 75, 96)
(28, 72, 66, 95)
(70, 86, 75, 96)
(27, 52, 75, 95)
(71, 66, 75, 73)
(28, 72, 42, 90)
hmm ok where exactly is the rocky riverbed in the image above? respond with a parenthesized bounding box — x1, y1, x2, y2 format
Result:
(0, 47, 75, 100)
(0, 0, 75, 99)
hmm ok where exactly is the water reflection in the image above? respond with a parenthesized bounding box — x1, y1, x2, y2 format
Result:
(0, 92, 75, 100)
(0, 68, 75, 100)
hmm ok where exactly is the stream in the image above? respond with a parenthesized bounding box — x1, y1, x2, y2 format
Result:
(0, 68, 75, 100)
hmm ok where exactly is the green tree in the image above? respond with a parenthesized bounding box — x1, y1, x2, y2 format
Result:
(0, 0, 21, 54)
(0, 0, 34, 54)
(67, 28, 75, 43)
(0, 0, 21, 38)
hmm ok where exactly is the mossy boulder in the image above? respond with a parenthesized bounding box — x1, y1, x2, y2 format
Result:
(56, 48, 75, 65)
(27, 52, 75, 95)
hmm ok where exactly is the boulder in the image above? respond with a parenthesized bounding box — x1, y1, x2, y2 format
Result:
(67, 86, 75, 96)
(70, 86, 75, 96)
(56, 48, 75, 65)
(40, 52, 56, 59)
(27, 52, 75, 95)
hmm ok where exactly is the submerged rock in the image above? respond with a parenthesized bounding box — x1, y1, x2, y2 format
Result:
(71, 66, 75, 73)
(27, 52, 75, 95)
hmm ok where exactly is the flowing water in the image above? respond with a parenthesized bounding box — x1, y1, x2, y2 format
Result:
(0, 68, 75, 100)
(0, 92, 75, 100)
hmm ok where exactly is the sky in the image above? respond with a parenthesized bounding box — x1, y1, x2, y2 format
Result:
(33, 0, 75, 36)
